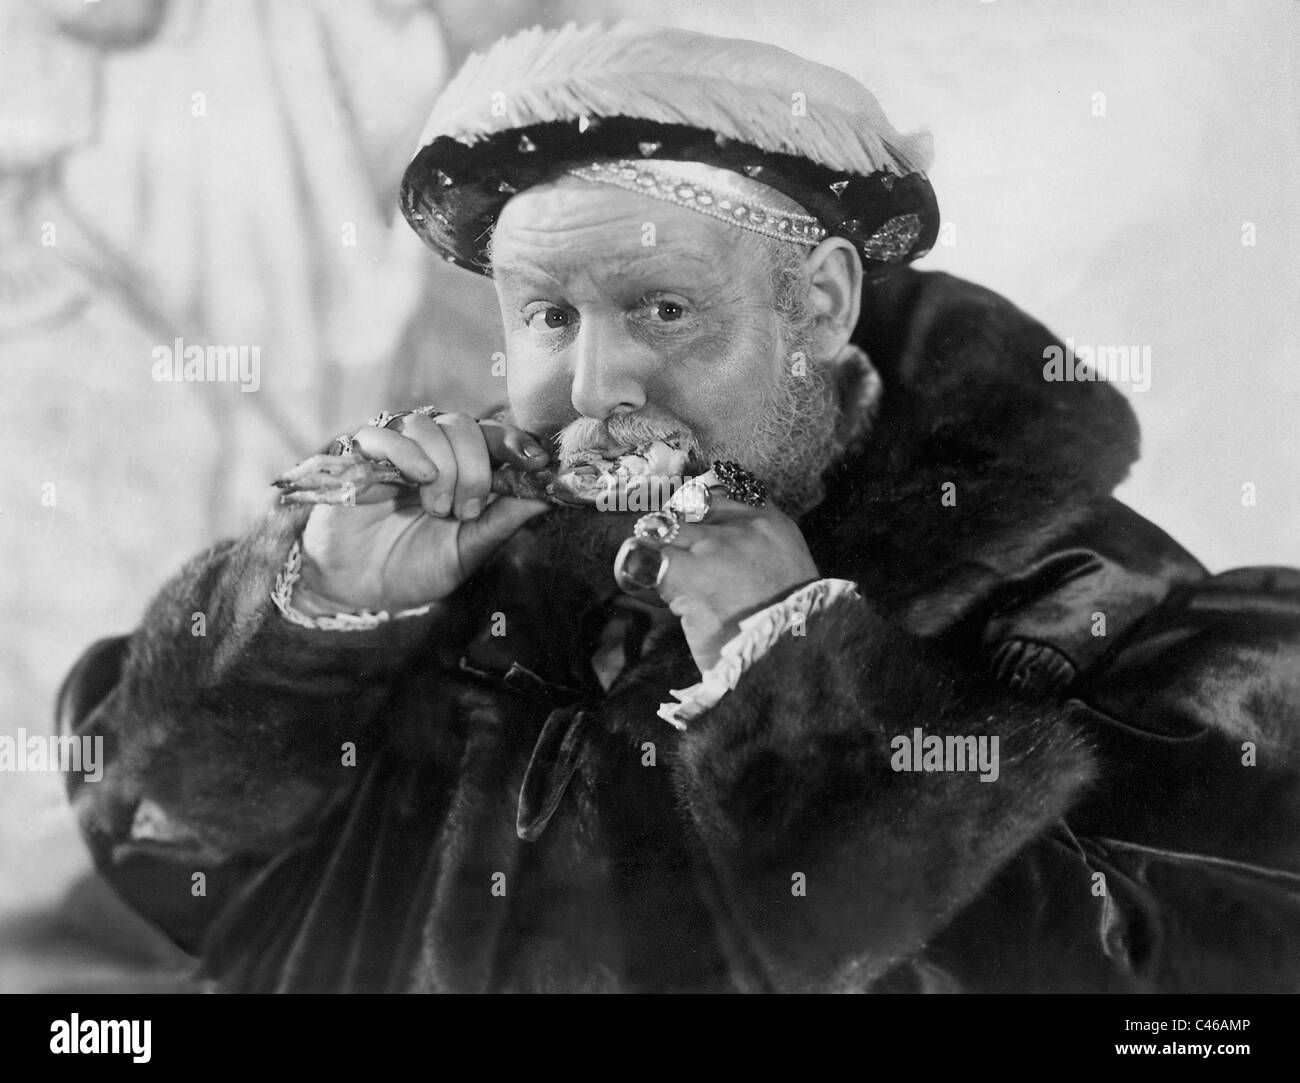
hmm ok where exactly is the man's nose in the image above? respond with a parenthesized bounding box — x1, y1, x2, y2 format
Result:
(569, 324, 647, 419)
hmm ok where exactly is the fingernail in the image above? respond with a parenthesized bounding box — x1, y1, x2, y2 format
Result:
(432, 493, 452, 516)
(523, 444, 545, 459)
(462, 498, 482, 520)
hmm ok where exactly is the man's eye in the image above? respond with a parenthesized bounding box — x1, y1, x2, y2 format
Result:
(647, 299, 687, 323)
(523, 306, 573, 331)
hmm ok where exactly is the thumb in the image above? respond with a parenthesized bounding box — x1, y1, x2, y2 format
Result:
(456, 495, 552, 573)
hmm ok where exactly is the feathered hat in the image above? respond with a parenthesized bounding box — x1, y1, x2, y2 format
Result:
(400, 22, 939, 278)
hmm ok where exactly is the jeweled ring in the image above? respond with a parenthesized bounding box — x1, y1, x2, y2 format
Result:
(712, 460, 768, 507)
(368, 410, 402, 429)
(331, 432, 356, 455)
(665, 477, 712, 523)
(633, 510, 681, 545)
(613, 537, 670, 599)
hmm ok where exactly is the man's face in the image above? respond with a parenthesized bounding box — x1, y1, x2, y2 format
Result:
(489, 175, 841, 590)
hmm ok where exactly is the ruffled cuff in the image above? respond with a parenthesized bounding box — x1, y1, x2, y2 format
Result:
(657, 578, 861, 730)
(270, 538, 436, 631)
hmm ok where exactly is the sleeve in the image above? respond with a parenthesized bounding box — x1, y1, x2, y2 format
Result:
(669, 591, 1099, 993)
(658, 578, 860, 729)
(918, 566, 1300, 994)
(58, 503, 464, 952)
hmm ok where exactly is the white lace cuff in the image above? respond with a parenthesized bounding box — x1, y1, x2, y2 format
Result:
(270, 539, 436, 631)
(657, 578, 861, 730)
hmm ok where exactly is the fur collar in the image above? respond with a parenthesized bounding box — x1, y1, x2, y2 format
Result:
(807, 268, 1146, 625)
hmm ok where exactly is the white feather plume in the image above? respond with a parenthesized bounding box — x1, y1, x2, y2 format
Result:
(420, 22, 934, 177)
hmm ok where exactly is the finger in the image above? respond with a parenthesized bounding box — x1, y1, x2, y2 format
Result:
(479, 420, 550, 470)
(350, 425, 440, 486)
(435, 412, 492, 520)
(457, 494, 553, 574)
(694, 489, 770, 523)
(660, 521, 743, 554)
(372, 416, 458, 517)
(636, 540, 699, 610)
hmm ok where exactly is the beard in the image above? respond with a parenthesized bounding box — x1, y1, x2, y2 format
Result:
(515, 319, 844, 599)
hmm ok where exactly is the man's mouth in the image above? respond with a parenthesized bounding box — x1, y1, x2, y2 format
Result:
(559, 432, 697, 472)
(553, 434, 702, 505)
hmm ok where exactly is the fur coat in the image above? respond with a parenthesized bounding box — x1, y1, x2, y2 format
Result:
(60, 268, 1300, 992)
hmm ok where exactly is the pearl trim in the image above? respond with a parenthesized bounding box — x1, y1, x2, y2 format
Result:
(567, 159, 827, 245)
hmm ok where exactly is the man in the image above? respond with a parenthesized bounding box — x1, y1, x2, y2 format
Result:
(60, 23, 1300, 993)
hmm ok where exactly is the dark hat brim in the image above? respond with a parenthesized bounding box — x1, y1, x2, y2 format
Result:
(400, 116, 938, 278)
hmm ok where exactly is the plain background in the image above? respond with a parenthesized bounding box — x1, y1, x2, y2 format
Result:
(1, 0, 1296, 988)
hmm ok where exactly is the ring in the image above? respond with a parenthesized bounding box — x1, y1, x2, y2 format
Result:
(665, 477, 712, 523)
(712, 460, 768, 507)
(331, 432, 356, 455)
(613, 537, 670, 600)
(633, 511, 681, 545)
(368, 406, 441, 432)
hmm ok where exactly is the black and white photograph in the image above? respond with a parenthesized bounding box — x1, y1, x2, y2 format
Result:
(2, 0, 1297, 1032)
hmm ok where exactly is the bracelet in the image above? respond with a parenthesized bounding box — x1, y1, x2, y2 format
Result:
(270, 539, 436, 631)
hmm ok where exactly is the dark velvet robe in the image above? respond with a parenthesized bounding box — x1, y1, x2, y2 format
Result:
(59, 269, 1300, 992)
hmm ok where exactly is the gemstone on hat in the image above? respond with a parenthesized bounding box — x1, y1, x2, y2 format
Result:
(829, 179, 850, 197)
(517, 134, 537, 153)
(862, 212, 923, 261)
(638, 140, 662, 157)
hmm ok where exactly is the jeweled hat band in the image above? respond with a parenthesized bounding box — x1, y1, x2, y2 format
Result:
(566, 158, 828, 246)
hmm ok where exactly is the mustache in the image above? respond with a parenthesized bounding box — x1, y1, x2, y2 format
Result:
(555, 411, 703, 466)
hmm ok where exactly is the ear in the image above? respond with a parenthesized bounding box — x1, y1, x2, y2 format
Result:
(804, 237, 863, 361)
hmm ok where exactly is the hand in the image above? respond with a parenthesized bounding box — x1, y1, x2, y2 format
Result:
(652, 498, 821, 672)
(295, 414, 553, 613)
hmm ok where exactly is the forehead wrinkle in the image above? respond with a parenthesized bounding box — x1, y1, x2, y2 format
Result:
(494, 183, 739, 264)
(493, 243, 728, 295)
